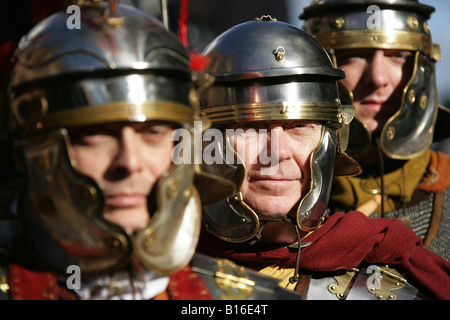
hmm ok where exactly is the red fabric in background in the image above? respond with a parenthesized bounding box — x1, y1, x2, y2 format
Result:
(8, 264, 59, 300)
(198, 211, 450, 300)
(0, 41, 17, 89)
(8, 261, 213, 300)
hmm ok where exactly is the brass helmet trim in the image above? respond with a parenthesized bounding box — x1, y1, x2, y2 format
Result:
(200, 101, 343, 125)
(314, 29, 432, 55)
(34, 101, 193, 132)
(10, 73, 196, 137)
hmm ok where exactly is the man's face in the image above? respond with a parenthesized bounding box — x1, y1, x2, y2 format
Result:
(230, 120, 322, 219)
(70, 121, 175, 234)
(336, 49, 414, 134)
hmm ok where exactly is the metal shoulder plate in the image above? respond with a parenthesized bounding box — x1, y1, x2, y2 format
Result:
(190, 253, 301, 300)
(306, 265, 427, 300)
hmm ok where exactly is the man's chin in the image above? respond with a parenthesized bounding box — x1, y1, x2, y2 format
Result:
(251, 202, 297, 219)
(104, 208, 150, 234)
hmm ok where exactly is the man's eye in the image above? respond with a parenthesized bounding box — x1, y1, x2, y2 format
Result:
(149, 125, 172, 134)
(146, 128, 162, 135)
(142, 125, 173, 141)
(70, 133, 109, 146)
(388, 51, 412, 63)
(83, 130, 102, 137)
(285, 121, 308, 129)
(336, 53, 365, 62)
(344, 54, 362, 60)
(82, 133, 109, 141)
(392, 54, 407, 60)
(235, 123, 264, 130)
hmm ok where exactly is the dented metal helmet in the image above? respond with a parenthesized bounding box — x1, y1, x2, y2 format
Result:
(301, 0, 442, 159)
(199, 16, 361, 242)
(8, 2, 219, 276)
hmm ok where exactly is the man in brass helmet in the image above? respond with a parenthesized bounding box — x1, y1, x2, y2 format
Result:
(301, 0, 450, 262)
(196, 15, 450, 300)
(1, 1, 227, 300)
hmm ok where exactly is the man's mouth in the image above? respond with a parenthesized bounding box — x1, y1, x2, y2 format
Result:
(360, 99, 386, 111)
(105, 194, 147, 208)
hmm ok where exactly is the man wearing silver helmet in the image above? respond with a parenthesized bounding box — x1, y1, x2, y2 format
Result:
(196, 15, 450, 300)
(301, 0, 450, 262)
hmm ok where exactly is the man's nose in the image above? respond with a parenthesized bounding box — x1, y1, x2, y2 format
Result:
(114, 127, 143, 174)
(268, 126, 292, 161)
(365, 50, 389, 88)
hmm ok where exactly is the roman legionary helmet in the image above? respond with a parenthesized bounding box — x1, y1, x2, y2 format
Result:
(301, 0, 443, 159)
(7, 1, 227, 276)
(199, 16, 361, 243)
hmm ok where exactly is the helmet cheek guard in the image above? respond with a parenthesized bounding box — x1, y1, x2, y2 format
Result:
(201, 130, 259, 243)
(381, 51, 438, 159)
(134, 161, 202, 275)
(298, 126, 339, 231)
(16, 129, 132, 275)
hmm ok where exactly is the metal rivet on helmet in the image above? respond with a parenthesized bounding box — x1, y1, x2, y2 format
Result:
(273, 46, 286, 62)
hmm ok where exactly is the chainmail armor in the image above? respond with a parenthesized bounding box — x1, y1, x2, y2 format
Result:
(428, 187, 450, 261)
(371, 187, 450, 261)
